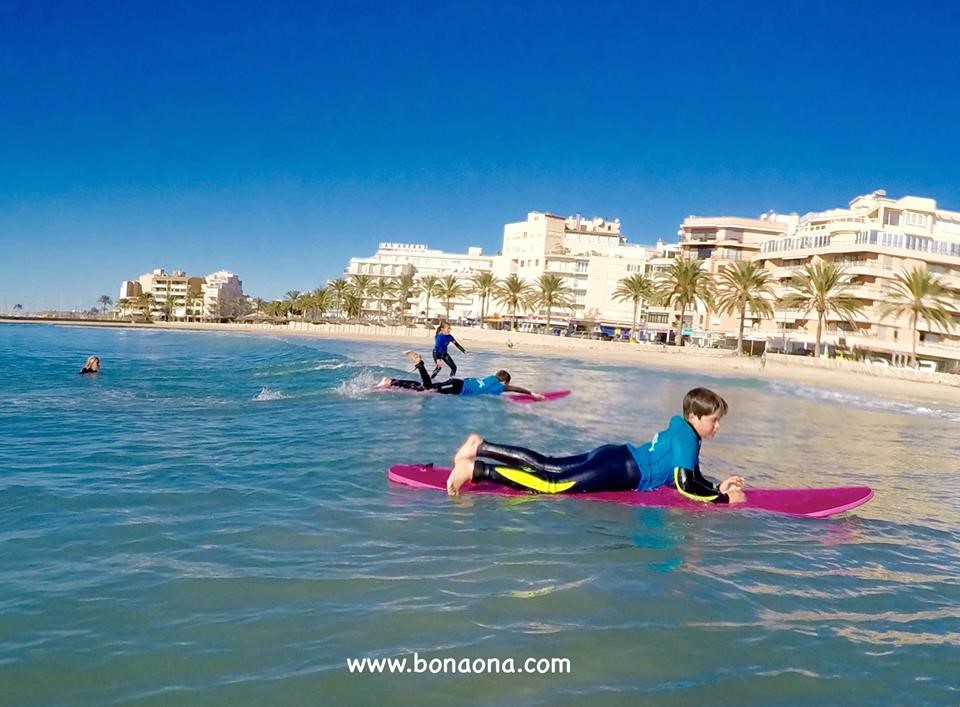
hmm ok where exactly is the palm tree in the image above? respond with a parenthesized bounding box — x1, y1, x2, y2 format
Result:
(435, 275, 469, 321)
(532, 273, 574, 332)
(283, 290, 303, 318)
(136, 293, 156, 322)
(97, 295, 113, 315)
(878, 267, 955, 366)
(613, 273, 655, 342)
(341, 290, 364, 319)
(369, 278, 398, 321)
(656, 259, 713, 346)
(779, 261, 864, 357)
(470, 272, 499, 328)
(187, 283, 203, 321)
(712, 262, 776, 355)
(494, 274, 533, 331)
(393, 274, 420, 325)
(418, 274, 441, 322)
(348, 274, 374, 319)
(327, 279, 351, 319)
(316, 288, 334, 320)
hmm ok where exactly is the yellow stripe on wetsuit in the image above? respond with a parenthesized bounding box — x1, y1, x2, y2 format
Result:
(495, 466, 576, 494)
(673, 467, 719, 502)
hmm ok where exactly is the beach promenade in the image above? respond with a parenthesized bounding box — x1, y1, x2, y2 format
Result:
(6, 317, 959, 407)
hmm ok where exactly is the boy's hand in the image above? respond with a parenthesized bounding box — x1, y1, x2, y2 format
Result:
(718, 476, 745, 495)
(726, 487, 747, 504)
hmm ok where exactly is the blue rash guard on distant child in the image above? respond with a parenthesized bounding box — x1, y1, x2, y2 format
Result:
(459, 375, 505, 397)
(431, 332, 467, 379)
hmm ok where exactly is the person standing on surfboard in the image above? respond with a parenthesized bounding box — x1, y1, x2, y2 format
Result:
(377, 351, 543, 399)
(430, 322, 467, 380)
(446, 387, 745, 503)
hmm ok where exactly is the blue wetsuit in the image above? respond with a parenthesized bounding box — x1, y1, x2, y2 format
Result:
(431, 333, 466, 379)
(471, 415, 728, 502)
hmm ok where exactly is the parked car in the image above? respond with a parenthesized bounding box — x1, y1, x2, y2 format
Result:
(916, 360, 938, 373)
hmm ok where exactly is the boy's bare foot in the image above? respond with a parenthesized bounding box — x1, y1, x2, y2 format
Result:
(403, 350, 422, 366)
(375, 377, 392, 389)
(453, 433, 483, 465)
(446, 458, 475, 496)
(447, 433, 484, 496)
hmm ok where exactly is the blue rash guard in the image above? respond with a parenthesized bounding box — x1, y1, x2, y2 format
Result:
(627, 415, 700, 491)
(434, 332, 457, 356)
(459, 375, 505, 396)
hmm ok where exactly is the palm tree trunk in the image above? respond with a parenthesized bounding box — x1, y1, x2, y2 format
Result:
(910, 311, 918, 366)
(737, 305, 746, 356)
(632, 300, 639, 343)
(815, 312, 824, 357)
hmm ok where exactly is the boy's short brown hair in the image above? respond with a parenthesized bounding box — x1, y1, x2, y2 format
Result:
(682, 387, 728, 418)
(495, 370, 512, 384)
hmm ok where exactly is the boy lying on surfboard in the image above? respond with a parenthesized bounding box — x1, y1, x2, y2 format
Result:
(446, 387, 746, 503)
(377, 351, 544, 399)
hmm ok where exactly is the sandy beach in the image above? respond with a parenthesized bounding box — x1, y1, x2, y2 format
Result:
(6, 317, 960, 408)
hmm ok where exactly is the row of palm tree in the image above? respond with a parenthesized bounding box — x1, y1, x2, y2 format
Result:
(636, 259, 954, 365)
(252, 260, 953, 367)
(260, 271, 577, 329)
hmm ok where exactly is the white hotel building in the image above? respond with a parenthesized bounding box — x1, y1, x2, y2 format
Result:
(343, 212, 670, 329)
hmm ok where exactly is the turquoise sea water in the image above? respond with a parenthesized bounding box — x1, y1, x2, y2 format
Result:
(1, 323, 959, 706)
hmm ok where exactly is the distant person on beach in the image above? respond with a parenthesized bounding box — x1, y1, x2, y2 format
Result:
(79, 356, 100, 375)
(431, 322, 467, 379)
(377, 351, 541, 398)
(445, 387, 745, 503)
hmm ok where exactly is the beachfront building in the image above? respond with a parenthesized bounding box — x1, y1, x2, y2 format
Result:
(339, 213, 671, 334)
(497, 212, 668, 335)
(677, 212, 796, 343)
(343, 242, 492, 321)
(202, 270, 246, 320)
(683, 191, 960, 369)
(116, 269, 246, 321)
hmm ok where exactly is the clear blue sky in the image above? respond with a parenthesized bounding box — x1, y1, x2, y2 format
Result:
(2, 0, 959, 311)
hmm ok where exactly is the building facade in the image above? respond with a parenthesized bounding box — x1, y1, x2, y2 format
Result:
(117, 269, 245, 321)
(343, 243, 492, 321)
(340, 213, 668, 332)
(680, 191, 960, 368)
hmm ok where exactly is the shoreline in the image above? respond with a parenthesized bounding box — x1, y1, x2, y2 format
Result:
(5, 317, 960, 407)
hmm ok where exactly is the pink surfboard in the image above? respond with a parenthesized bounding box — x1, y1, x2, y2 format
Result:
(387, 464, 873, 519)
(506, 389, 571, 404)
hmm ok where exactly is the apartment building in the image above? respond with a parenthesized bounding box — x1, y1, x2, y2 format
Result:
(499, 212, 665, 331)
(683, 191, 960, 367)
(678, 212, 795, 335)
(117, 269, 245, 321)
(340, 214, 667, 330)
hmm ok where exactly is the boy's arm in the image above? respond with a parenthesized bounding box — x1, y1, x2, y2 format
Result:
(502, 384, 542, 398)
(674, 466, 729, 503)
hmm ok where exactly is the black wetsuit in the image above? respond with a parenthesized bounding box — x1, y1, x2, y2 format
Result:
(388, 361, 465, 395)
(470, 437, 729, 502)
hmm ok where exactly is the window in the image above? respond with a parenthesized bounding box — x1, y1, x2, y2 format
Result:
(884, 210, 900, 226)
(903, 212, 929, 228)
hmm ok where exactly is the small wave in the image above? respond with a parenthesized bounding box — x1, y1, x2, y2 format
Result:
(768, 382, 960, 422)
(253, 387, 289, 401)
